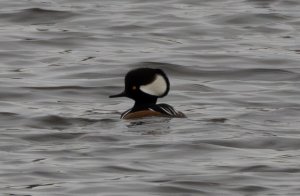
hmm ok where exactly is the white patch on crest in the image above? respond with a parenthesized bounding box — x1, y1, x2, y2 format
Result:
(140, 74, 167, 96)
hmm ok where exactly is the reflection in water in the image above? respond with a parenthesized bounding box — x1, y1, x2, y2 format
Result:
(125, 117, 171, 135)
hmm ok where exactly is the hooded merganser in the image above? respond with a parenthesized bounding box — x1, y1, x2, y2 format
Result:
(109, 68, 186, 119)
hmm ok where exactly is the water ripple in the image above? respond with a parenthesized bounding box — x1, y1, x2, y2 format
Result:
(1, 0, 300, 195)
(0, 8, 77, 24)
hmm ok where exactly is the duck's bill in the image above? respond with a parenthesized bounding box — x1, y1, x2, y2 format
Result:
(109, 91, 126, 98)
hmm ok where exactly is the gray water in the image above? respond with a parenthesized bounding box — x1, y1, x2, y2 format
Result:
(1, 0, 300, 195)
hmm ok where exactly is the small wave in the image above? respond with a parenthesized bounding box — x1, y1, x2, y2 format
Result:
(129, 62, 299, 81)
(200, 136, 300, 150)
(0, 88, 34, 100)
(232, 185, 269, 192)
(80, 135, 120, 142)
(246, 0, 279, 8)
(238, 165, 300, 173)
(211, 13, 290, 25)
(152, 185, 206, 194)
(0, 112, 19, 117)
(175, 84, 217, 92)
(101, 165, 150, 173)
(0, 8, 77, 24)
(24, 86, 98, 91)
(22, 132, 85, 142)
(26, 115, 98, 130)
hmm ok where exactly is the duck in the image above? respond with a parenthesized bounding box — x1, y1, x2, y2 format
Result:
(109, 68, 186, 119)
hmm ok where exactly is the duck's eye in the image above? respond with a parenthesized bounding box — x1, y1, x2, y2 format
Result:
(132, 86, 137, 90)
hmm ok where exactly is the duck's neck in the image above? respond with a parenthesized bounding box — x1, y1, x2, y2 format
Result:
(133, 96, 157, 109)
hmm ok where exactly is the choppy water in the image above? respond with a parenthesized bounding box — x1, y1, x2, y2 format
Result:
(1, 0, 300, 195)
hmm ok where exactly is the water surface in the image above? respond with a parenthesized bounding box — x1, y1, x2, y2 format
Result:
(1, 0, 300, 195)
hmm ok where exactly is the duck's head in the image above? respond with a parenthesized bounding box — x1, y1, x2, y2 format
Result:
(109, 68, 170, 105)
